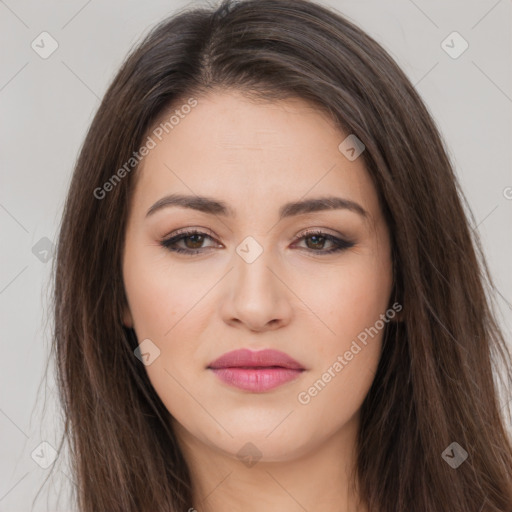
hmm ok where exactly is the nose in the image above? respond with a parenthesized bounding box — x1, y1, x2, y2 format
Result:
(220, 246, 293, 332)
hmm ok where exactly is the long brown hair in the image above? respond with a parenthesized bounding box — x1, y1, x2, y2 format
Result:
(49, 0, 512, 510)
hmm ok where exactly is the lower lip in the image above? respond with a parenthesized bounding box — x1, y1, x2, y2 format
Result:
(209, 367, 304, 392)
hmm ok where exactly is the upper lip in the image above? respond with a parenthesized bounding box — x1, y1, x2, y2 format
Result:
(208, 348, 305, 370)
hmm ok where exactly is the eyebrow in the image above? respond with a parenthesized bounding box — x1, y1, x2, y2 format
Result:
(146, 193, 368, 220)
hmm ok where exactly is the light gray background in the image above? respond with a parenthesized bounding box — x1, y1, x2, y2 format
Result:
(1, 0, 511, 510)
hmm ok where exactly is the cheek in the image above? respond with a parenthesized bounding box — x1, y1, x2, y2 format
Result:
(292, 251, 392, 416)
(299, 253, 392, 353)
(122, 247, 213, 389)
(294, 272, 389, 426)
(122, 254, 206, 418)
(123, 244, 210, 340)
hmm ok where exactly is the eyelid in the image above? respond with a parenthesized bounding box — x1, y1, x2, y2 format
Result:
(293, 227, 350, 241)
(161, 226, 220, 242)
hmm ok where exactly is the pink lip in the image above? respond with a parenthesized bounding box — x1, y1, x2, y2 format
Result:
(208, 349, 305, 392)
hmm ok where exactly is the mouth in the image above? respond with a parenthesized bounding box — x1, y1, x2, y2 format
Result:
(207, 348, 305, 392)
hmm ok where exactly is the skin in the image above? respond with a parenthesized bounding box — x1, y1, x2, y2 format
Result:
(122, 89, 394, 512)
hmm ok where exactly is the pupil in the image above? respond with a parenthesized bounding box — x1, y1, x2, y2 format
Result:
(307, 235, 324, 249)
(186, 234, 203, 249)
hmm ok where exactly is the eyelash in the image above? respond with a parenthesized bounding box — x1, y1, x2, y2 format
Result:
(159, 229, 355, 256)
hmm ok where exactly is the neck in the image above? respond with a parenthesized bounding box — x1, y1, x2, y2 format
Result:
(173, 413, 367, 512)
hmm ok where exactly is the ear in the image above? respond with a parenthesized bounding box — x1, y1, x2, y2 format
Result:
(122, 303, 133, 328)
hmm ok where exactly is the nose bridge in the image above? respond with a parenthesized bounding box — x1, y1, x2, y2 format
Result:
(234, 236, 279, 300)
(221, 235, 292, 330)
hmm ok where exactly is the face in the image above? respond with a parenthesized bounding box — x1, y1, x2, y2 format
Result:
(122, 89, 394, 462)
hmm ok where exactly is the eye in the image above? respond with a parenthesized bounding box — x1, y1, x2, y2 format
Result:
(292, 229, 355, 254)
(159, 228, 355, 256)
(159, 229, 220, 255)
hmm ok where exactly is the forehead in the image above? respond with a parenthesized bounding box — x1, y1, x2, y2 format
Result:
(132, 90, 380, 224)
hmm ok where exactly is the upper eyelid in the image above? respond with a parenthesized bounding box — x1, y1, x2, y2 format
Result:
(164, 226, 348, 240)
(166, 227, 217, 238)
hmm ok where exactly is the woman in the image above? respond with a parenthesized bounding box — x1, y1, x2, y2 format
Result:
(51, 0, 512, 510)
